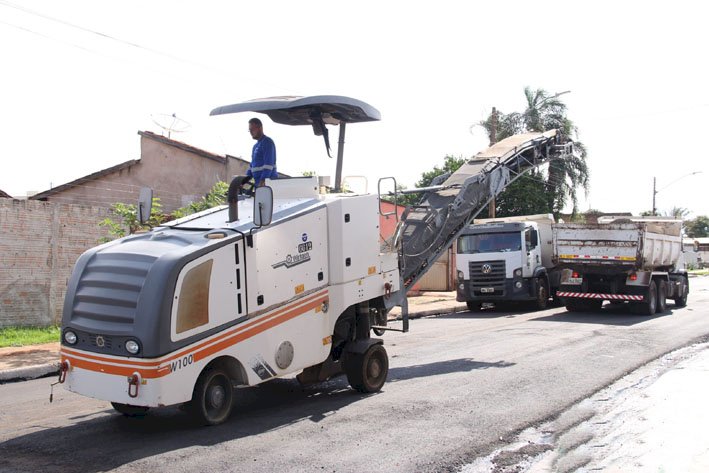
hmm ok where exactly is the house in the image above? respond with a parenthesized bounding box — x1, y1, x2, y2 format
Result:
(29, 131, 255, 213)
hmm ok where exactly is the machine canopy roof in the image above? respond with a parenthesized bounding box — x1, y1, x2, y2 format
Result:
(209, 95, 381, 126)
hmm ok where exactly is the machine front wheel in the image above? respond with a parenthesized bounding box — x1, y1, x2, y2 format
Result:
(189, 367, 234, 425)
(345, 344, 389, 393)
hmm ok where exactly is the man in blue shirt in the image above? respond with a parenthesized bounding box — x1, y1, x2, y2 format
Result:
(247, 117, 277, 187)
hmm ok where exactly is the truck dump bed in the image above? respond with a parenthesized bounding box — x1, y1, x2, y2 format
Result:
(553, 219, 683, 271)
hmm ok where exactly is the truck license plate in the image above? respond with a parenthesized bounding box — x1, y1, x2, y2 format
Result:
(567, 277, 582, 284)
(481, 287, 494, 293)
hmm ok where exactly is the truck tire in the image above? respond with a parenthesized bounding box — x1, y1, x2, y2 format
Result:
(565, 299, 602, 312)
(466, 301, 481, 312)
(674, 276, 688, 307)
(533, 278, 549, 310)
(633, 280, 657, 316)
(656, 279, 668, 313)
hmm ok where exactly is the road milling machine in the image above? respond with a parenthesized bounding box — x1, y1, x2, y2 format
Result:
(57, 96, 572, 424)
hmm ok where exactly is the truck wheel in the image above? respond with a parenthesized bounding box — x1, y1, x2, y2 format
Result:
(674, 277, 688, 307)
(565, 299, 602, 312)
(656, 279, 668, 313)
(189, 367, 234, 425)
(345, 344, 389, 393)
(534, 278, 548, 311)
(111, 402, 149, 417)
(636, 281, 657, 316)
(466, 301, 481, 312)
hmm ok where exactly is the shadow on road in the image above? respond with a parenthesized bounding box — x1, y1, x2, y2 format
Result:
(0, 356, 513, 473)
(531, 304, 675, 326)
(389, 357, 514, 382)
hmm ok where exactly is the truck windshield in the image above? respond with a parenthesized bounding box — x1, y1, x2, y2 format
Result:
(457, 232, 521, 254)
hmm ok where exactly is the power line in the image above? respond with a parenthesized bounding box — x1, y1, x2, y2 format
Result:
(0, 0, 295, 93)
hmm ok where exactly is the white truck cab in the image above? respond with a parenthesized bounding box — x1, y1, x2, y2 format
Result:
(455, 214, 558, 311)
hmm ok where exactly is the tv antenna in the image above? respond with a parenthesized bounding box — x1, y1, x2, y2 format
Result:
(151, 113, 191, 138)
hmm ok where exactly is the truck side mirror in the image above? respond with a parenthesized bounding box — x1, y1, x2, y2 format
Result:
(138, 187, 153, 225)
(529, 229, 539, 248)
(253, 186, 273, 227)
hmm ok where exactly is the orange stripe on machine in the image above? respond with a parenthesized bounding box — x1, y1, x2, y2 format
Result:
(61, 291, 328, 379)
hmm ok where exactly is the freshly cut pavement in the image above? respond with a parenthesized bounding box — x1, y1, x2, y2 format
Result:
(1, 277, 708, 473)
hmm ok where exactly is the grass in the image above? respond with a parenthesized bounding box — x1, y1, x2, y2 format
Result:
(0, 326, 61, 348)
(688, 269, 709, 276)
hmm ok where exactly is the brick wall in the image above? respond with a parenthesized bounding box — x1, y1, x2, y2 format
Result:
(0, 198, 112, 327)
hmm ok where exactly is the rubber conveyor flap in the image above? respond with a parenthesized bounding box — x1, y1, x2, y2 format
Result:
(397, 129, 571, 295)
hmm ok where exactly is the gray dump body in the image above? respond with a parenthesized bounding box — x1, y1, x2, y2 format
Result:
(553, 219, 683, 272)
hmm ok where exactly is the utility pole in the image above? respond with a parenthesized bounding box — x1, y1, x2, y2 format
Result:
(489, 107, 498, 218)
(652, 176, 657, 216)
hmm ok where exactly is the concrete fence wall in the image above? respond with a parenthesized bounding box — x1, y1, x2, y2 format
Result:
(0, 198, 112, 327)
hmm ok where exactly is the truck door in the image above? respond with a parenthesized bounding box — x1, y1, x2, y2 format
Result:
(524, 227, 540, 276)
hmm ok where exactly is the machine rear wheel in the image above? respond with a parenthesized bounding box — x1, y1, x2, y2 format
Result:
(111, 402, 149, 417)
(189, 367, 234, 425)
(345, 344, 389, 393)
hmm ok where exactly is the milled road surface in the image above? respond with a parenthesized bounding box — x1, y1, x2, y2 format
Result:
(2, 277, 709, 473)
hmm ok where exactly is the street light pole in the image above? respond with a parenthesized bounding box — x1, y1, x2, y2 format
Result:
(652, 171, 702, 216)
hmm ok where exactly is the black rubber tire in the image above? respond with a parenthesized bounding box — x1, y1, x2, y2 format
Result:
(634, 280, 657, 316)
(111, 402, 149, 417)
(372, 328, 386, 336)
(534, 278, 549, 311)
(189, 367, 234, 426)
(674, 277, 688, 307)
(656, 279, 668, 313)
(466, 301, 481, 312)
(345, 344, 389, 393)
(565, 299, 603, 312)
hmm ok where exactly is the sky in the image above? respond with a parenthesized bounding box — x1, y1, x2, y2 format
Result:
(2, 0, 708, 217)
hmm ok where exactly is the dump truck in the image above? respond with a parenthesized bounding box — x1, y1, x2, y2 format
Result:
(455, 214, 559, 311)
(57, 95, 572, 424)
(553, 216, 689, 315)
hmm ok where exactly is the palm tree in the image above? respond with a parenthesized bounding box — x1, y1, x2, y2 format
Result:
(479, 87, 589, 217)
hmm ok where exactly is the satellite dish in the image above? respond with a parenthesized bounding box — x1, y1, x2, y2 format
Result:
(151, 113, 191, 138)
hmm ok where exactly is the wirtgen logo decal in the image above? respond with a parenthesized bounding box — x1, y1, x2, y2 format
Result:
(272, 234, 313, 269)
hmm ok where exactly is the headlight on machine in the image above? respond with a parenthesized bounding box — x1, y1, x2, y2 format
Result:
(63, 330, 77, 345)
(514, 268, 522, 278)
(457, 270, 464, 281)
(125, 340, 140, 355)
(515, 281, 523, 289)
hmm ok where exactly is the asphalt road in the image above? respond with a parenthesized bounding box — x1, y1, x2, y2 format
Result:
(2, 277, 709, 473)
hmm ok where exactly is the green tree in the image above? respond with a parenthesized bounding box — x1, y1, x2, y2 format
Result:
(664, 206, 690, 219)
(480, 87, 589, 217)
(685, 216, 709, 237)
(98, 198, 165, 242)
(385, 155, 467, 207)
(493, 170, 549, 218)
(415, 155, 467, 188)
(172, 181, 229, 218)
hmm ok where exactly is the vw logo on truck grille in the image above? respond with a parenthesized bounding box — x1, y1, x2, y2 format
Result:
(481, 264, 492, 274)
